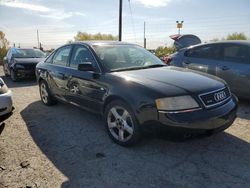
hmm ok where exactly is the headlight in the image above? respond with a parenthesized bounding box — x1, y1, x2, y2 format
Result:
(155, 95, 199, 111)
(0, 79, 8, 94)
(15, 64, 25, 69)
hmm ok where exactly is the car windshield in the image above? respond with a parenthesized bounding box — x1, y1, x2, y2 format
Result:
(93, 44, 165, 72)
(12, 49, 46, 58)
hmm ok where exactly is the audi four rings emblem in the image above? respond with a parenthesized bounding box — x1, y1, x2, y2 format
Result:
(214, 91, 226, 102)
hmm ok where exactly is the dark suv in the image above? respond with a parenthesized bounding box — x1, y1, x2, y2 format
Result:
(36, 41, 237, 146)
(3, 48, 46, 81)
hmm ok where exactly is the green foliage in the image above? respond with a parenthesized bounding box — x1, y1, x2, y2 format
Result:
(226, 32, 247, 40)
(0, 31, 9, 61)
(155, 46, 176, 57)
(74, 32, 118, 41)
(210, 38, 219, 42)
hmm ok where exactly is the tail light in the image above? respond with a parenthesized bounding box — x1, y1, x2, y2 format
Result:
(164, 57, 172, 65)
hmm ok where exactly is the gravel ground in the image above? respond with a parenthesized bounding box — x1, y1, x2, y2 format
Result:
(0, 68, 250, 188)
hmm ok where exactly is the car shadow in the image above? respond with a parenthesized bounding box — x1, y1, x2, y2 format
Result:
(21, 101, 250, 188)
(237, 99, 250, 121)
(0, 122, 5, 135)
(0, 111, 13, 123)
(0, 75, 37, 88)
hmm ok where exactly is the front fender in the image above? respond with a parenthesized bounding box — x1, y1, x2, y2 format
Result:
(103, 82, 159, 125)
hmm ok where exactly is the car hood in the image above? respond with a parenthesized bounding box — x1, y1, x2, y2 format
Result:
(114, 66, 225, 96)
(13, 57, 45, 64)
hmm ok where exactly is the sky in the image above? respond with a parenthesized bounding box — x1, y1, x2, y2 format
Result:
(0, 0, 250, 50)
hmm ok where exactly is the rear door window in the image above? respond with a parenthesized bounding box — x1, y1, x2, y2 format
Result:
(185, 44, 221, 60)
(221, 44, 250, 64)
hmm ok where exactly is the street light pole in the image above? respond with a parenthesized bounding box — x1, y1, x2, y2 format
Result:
(37, 29, 40, 48)
(176, 21, 184, 35)
(144, 21, 146, 48)
(119, 0, 122, 41)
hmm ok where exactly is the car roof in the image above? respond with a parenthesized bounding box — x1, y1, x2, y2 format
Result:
(212, 40, 250, 45)
(71, 41, 137, 47)
(188, 40, 250, 49)
(10, 48, 41, 51)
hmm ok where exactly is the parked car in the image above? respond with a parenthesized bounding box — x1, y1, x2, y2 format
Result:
(0, 77, 13, 117)
(3, 48, 46, 81)
(36, 41, 237, 146)
(169, 35, 250, 100)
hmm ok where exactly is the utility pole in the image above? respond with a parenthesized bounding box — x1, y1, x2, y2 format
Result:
(176, 21, 184, 35)
(143, 21, 146, 49)
(37, 29, 40, 48)
(118, 0, 122, 41)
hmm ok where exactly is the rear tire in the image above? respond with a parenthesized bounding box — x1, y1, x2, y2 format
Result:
(104, 100, 140, 146)
(39, 80, 57, 106)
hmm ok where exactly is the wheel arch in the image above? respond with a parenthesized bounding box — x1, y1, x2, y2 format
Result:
(38, 77, 44, 85)
(103, 95, 132, 115)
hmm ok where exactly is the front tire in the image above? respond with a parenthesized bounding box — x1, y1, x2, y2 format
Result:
(39, 80, 57, 106)
(10, 69, 17, 81)
(3, 65, 9, 77)
(104, 100, 140, 146)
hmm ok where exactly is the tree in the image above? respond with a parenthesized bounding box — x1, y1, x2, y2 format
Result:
(155, 46, 176, 57)
(210, 38, 219, 42)
(74, 32, 118, 41)
(226, 32, 247, 40)
(0, 31, 9, 62)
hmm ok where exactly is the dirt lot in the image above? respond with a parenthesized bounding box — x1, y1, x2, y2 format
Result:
(0, 68, 250, 188)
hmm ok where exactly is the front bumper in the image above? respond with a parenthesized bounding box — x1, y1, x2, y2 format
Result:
(157, 96, 237, 130)
(15, 69, 36, 78)
(140, 95, 238, 133)
(0, 90, 13, 116)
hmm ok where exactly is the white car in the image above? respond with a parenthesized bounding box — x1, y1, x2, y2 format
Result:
(0, 77, 13, 116)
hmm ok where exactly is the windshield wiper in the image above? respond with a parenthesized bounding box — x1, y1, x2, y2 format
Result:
(111, 64, 166, 72)
(144, 64, 166, 68)
(111, 66, 145, 72)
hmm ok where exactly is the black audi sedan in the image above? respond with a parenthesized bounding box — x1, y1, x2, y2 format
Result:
(36, 41, 238, 146)
(3, 48, 46, 81)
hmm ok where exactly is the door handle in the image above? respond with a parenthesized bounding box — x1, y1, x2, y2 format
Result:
(57, 72, 68, 79)
(183, 60, 191, 65)
(58, 72, 65, 77)
(59, 73, 71, 80)
(221, 66, 230, 71)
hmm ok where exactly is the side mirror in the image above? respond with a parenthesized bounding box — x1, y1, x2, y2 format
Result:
(78, 62, 95, 72)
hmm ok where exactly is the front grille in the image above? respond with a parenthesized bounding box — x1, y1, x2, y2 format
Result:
(199, 87, 231, 108)
(20, 63, 36, 70)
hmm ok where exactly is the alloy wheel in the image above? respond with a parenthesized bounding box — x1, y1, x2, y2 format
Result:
(107, 106, 134, 142)
(40, 83, 49, 104)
